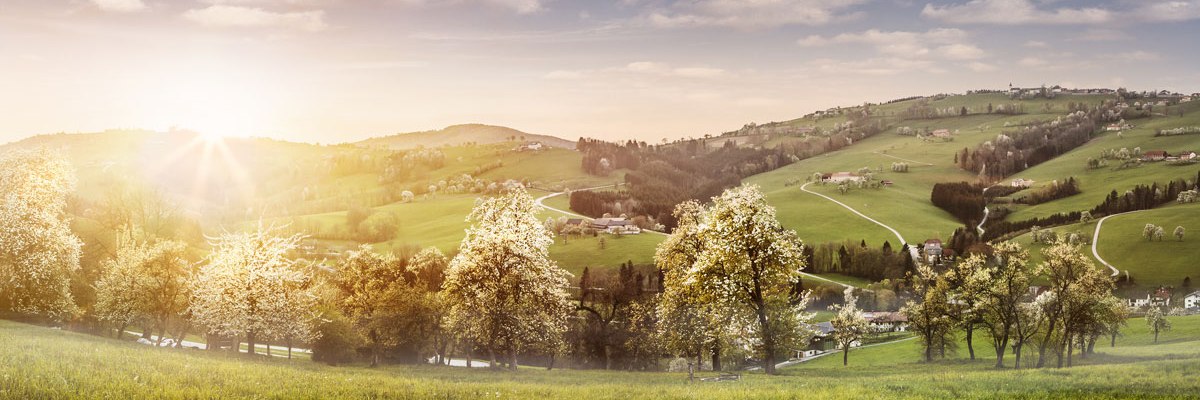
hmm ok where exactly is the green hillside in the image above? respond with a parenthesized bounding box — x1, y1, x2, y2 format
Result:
(747, 93, 1111, 246)
(1005, 101, 1200, 221)
(4, 316, 1198, 399)
(357, 123, 576, 150)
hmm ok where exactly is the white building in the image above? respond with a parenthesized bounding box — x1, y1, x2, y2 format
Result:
(1185, 291, 1200, 309)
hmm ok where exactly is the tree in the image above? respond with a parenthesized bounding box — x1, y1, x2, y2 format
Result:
(408, 247, 450, 365)
(1174, 226, 1185, 241)
(443, 188, 572, 370)
(1143, 224, 1158, 241)
(1145, 306, 1171, 344)
(94, 230, 192, 344)
(657, 201, 731, 371)
(1035, 241, 1114, 368)
(335, 246, 413, 366)
(829, 288, 869, 366)
(904, 264, 956, 362)
(680, 185, 813, 375)
(963, 242, 1035, 368)
(189, 226, 318, 356)
(1153, 226, 1165, 241)
(1079, 211, 1093, 224)
(0, 149, 82, 321)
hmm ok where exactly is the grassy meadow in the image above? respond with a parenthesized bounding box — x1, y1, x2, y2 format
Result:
(4, 315, 1200, 399)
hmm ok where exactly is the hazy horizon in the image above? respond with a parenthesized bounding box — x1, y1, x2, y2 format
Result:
(2, 0, 1198, 145)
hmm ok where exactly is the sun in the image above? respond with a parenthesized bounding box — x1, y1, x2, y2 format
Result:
(136, 68, 276, 139)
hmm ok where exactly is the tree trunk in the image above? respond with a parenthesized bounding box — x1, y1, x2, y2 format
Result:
(756, 305, 776, 375)
(370, 330, 380, 367)
(924, 333, 934, 362)
(1036, 318, 1057, 368)
(173, 322, 190, 348)
(1013, 343, 1023, 370)
(1110, 331, 1117, 347)
(288, 337, 293, 360)
(117, 323, 128, 340)
(843, 347, 849, 366)
(994, 335, 1009, 368)
(266, 343, 271, 357)
(488, 346, 498, 370)
(509, 349, 519, 371)
(711, 342, 722, 372)
(246, 331, 257, 356)
(1066, 335, 1074, 368)
(966, 325, 976, 360)
(1154, 328, 1159, 343)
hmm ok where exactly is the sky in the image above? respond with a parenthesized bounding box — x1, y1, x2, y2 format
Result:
(1, 0, 1198, 144)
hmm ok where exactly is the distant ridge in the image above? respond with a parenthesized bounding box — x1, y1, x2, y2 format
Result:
(356, 124, 576, 150)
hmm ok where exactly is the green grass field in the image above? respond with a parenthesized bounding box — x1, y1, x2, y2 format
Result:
(1092, 203, 1200, 287)
(1004, 102, 1200, 221)
(3, 315, 1199, 399)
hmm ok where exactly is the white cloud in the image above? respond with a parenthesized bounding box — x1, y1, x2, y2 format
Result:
(396, 0, 548, 15)
(964, 61, 997, 72)
(1070, 28, 1128, 42)
(1023, 40, 1048, 48)
(544, 70, 585, 80)
(182, 5, 328, 32)
(91, 0, 146, 12)
(921, 0, 1111, 24)
(1130, 1, 1200, 22)
(1017, 57, 1047, 68)
(936, 43, 984, 60)
(645, 0, 867, 29)
(1114, 51, 1161, 62)
(543, 61, 727, 81)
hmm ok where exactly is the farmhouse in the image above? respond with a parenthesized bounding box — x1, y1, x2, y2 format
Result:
(824, 172, 865, 183)
(1011, 178, 1034, 188)
(1177, 151, 1197, 161)
(1143, 150, 1169, 162)
(590, 217, 641, 234)
(1185, 291, 1200, 309)
(931, 129, 951, 138)
(1126, 295, 1151, 309)
(923, 239, 943, 263)
(515, 142, 545, 151)
(863, 312, 908, 332)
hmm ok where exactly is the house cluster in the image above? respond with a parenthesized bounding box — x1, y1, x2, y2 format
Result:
(822, 172, 865, 183)
(921, 239, 956, 264)
(793, 312, 909, 359)
(1141, 150, 1197, 162)
(514, 141, 545, 151)
(1010, 178, 1035, 188)
(1105, 122, 1133, 131)
(1126, 287, 1174, 309)
(589, 217, 642, 235)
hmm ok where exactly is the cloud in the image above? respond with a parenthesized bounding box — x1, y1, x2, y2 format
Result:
(1130, 1, 1200, 22)
(396, 0, 548, 15)
(1114, 51, 1161, 62)
(964, 61, 997, 72)
(182, 5, 328, 32)
(645, 0, 867, 29)
(921, 0, 1111, 24)
(1023, 40, 1048, 48)
(1070, 28, 1128, 42)
(1017, 57, 1046, 68)
(543, 61, 727, 81)
(798, 28, 982, 58)
(91, 0, 146, 12)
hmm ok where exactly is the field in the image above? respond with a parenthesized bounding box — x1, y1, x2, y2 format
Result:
(3, 315, 1200, 399)
(1092, 203, 1200, 287)
(746, 94, 1108, 246)
(1004, 101, 1200, 221)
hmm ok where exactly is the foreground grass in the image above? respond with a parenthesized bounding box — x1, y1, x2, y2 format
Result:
(3, 316, 1200, 399)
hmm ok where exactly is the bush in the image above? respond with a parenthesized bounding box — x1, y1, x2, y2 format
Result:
(311, 309, 361, 365)
(357, 212, 400, 243)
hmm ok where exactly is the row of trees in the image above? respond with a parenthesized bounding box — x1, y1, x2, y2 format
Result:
(904, 241, 1126, 369)
(956, 105, 1113, 179)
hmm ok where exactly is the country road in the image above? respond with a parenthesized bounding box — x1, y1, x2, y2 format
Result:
(800, 182, 920, 264)
(1092, 210, 1140, 277)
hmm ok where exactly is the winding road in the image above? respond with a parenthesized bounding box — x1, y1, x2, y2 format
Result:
(535, 184, 855, 289)
(1091, 211, 1140, 277)
(800, 182, 921, 264)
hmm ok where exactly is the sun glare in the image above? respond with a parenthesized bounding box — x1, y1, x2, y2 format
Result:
(136, 68, 277, 139)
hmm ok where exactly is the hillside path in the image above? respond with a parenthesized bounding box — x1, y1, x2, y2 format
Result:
(800, 182, 919, 263)
(1091, 210, 1141, 277)
(749, 335, 917, 371)
(537, 184, 853, 289)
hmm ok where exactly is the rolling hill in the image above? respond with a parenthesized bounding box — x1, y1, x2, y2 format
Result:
(356, 124, 576, 150)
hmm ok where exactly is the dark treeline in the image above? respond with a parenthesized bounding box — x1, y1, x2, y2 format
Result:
(956, 103, 1115, 179)
(930, 182, 988, 224)
(574, 109, 898, 230)
(974, 172, 1199, 243)
(1014, 178, 1080, 205)
(570, 262, 662, 370)
(805, 240, 913, 282)
(576, 138, 792, 229)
